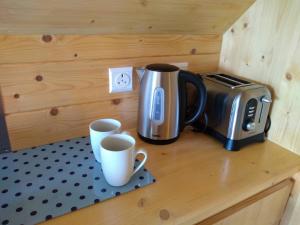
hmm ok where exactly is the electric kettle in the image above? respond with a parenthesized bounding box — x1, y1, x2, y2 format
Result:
(136, 63, 207, 144)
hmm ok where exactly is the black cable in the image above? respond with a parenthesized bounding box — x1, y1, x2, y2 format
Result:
(264, 115, 271, 134)
(192, 112, 208, 133)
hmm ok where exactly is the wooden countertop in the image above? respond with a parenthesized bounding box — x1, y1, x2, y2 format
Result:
(42, 128, 300, 225)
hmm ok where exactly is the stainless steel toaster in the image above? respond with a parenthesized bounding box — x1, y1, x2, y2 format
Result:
(198, 73, 272, 151)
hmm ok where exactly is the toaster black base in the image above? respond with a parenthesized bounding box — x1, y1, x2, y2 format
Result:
(205, 127, 265, 151)
(138, 133, 179, 145)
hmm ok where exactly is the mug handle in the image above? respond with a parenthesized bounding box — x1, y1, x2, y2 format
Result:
(133, 149, 148, 175)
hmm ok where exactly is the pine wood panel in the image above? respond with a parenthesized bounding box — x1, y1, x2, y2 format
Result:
(0, 54, 219, 114)
(219, 1, 300, 224)
(4, 52, 218, 150)
(6, 96, 138, 150)
(0, 34, 220, 150)
(0, 35, 221, 64)
(197, 179, 293, 225)
(40, 129, 300, 225)
(281, 173, 300, 225)
(219, 0, 300, 154)
(0, 0, 255, 35)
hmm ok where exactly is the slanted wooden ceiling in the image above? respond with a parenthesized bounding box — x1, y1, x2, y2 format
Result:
(0, 0, 255, 34)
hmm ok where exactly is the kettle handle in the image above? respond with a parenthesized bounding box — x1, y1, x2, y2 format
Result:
(178, 70, 207, 129)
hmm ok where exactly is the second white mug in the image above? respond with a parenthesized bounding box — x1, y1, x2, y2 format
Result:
(100, 133, 148, 186)
(89, 118, 122, 163)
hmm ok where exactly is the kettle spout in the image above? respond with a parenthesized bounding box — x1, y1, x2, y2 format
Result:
(136, 68, 145, 80)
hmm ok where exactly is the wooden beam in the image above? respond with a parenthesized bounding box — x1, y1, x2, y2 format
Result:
(0, 0, 255, 34)
(197, 179, 293, 225)
(0, 35, 221, 64)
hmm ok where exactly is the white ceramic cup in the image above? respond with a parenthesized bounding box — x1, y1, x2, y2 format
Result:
(100, 134, 148, 186)
(89, 119, 122, 163)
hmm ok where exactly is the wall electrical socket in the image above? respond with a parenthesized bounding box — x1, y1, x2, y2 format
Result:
(108, 67, 133, 93)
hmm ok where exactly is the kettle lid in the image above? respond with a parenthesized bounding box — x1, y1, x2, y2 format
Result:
(146, 63, 179, 72)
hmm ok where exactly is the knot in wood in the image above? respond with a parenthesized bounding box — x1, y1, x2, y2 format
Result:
(159, 209, 170, 220)
(14, 93, 20, 99)
(35, 75, 43, 82)
(140, 0, 148, 6)
(42, 35, 53, 43)
(190, 48, 197, 55)
(137, 198, 146, 208)
(285, 73, 292, 81)
(50, 107, 59, 116)
(112, 99, 121, 105)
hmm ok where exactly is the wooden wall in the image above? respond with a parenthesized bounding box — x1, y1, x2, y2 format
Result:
(0, 35, 221, 150)
(219, 1, 300, 225)
(0, 0, 256, 150)
(0, 0, 254, 34)
(219, 0, 300, 155)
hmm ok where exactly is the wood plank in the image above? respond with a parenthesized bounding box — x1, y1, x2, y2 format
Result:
(197, 179, 293, 225)
(219, 1, 300, 222)
(39, 129, 300, 225)
(219, 0, 300, 154)
(0, 54, 219, 114)
(0, 0, 255, 35)
(281, 173, 300, 225)
(6, 96, 138, 150)
(0, 35, 221, 64)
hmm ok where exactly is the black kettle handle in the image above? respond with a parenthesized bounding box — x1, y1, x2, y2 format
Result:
(178, 70, 207, 129)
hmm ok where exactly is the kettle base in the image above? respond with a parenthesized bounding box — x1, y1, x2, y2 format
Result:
(138, 133, 179, 145)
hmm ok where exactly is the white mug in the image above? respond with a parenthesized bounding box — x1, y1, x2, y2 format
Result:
(89, 119, 122, 163)
(100, 134, 148, 186)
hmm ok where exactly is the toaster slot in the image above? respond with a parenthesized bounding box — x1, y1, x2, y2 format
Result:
(217, 74, 251, 85)
(206, 74, 252, 89)
(207, 75, 241, 87)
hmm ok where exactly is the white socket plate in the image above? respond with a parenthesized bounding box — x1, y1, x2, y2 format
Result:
(108, 66, 133, 93)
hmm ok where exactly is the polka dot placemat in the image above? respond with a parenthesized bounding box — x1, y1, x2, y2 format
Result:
(0, 137, 156, 225)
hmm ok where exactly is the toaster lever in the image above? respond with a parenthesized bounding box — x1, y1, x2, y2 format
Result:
(259, 96, 272, 123)
(261, 96, 272, 103)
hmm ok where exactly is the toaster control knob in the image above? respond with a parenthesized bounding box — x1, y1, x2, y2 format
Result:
(246, 122, 256, 131)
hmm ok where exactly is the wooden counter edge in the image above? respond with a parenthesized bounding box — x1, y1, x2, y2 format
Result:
(196, 179, 294, 225)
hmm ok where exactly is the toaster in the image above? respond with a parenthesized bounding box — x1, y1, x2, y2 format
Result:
(196, 73, 272, 151)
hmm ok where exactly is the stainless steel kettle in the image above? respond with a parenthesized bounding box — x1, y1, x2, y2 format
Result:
(136, 63, 207, 144)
